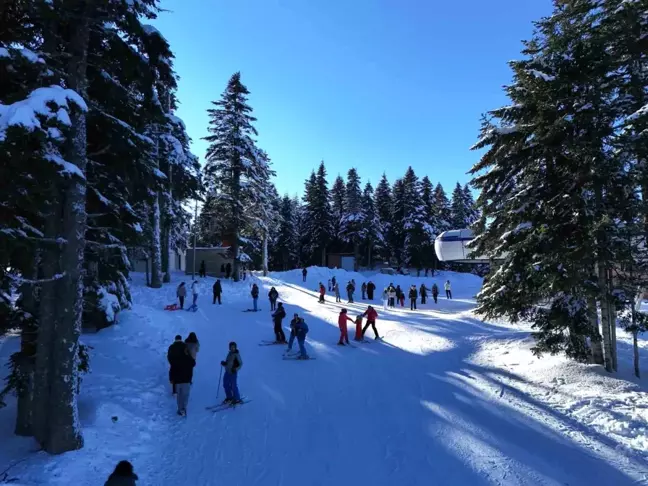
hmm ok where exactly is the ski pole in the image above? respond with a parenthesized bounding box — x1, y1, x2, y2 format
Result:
(216, 366, 223, 399)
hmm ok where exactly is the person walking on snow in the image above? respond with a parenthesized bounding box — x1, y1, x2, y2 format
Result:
(396, 285, 403, 307)
(318, 282, 326, 303)
(382, 288, 388, 310)
(272, 303, 287, 343)
(361, 282, 367, 300)
(331, 275, 337, 290)
(362, 306, 380, 339)
(199, 260, 206, 278)
(337, 309, 354, 345)
(346, 281, 355, 303)
(432, 283, 439, 303)
(174, 343, 195, 416)
(225, 262, 232, 279)
(184, 332, 200, 360)
(294, 317, 310, 359)
(221, 342, 243, 404)
(354, 314, 364, 341)
(409, 285, 418, 310)
(302, 267, 308, 282)
(176, 282, 187, 309)
(213, 279, 222, 305)
(328, 279, 332, 292)
(104, 460, 138, 486)
(420, 283, 429, 304)
(268, 286, 279, 311)
(367, 281, 376, 300)
(388, 285, 396, 308)
(444, 280, 452, 299)
(334, 282, 341, 303)
(251, 283, 260, 311)
(190, 280, 199, 308)
(167, 335, 186, 395)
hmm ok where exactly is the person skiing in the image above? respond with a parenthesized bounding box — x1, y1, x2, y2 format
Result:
(190, 279, 199, 309)
(174, 342, 196, 416)
(328, 279, 332, 292)
(382, 288, 388, 310)
(294, 317, 309, 359)
(334, 282, 341, 303)
(221, 342, 243, 404)
(225, 262, 232, 279)
(346, 281, 355, 303)
(362, 306, 380, 339)
(444, 280, 452, 299)
(361, 282, 367, 300)
(432, 283, 440, 303)
(388, 285, 396, 308)
(251, 283, 259, 311)
(213, 279, 222, 305)
(167, 335, 186, 395)
(354, 314, 364, 341)
(420, 283, 429, 304)
(199, 260, 206, 278)
(331, 275, 337, 289)
(268, 286, 279, 311)
(272, 302, 287, 343)
(409, 285, 418, 310)
(302, 267, 308, 282)
(337, 308, 354, 345)
(185, 332, 200, 360)
(318, 282, 326, 303)
(176, 282, 187, 310)
(367, 281, 376, 300)
(287, 313, 300, 353)
(104, 460, 138, 486)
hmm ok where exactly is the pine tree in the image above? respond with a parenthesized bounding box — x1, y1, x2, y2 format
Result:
(340, 168, 364, 269)
(303, 162, 332, 266)
(462, 184, 478, 227)
(391, 178, 406, 265)
(203, 72, 267, 281)
(374, 174, 393, 264)
(420, 176, 438, 273)
(330, 175, 346, 249)
(400, 167, 433, 273)
(450, 182, 468, 229)
(360, 182, 383, 268)
(434, 183, 451, 234)
(274, 195, 298, 270)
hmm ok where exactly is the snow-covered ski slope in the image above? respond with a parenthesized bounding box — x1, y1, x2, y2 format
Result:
(1, 267, 647, 485)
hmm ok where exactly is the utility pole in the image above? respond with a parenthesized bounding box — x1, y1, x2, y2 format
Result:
(192, 198, 198, 278)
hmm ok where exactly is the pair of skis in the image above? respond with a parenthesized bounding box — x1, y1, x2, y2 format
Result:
(206, 398, 251, 413)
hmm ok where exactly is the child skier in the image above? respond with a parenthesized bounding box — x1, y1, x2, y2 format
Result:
(354, 315, 364, 341)
(337, 308, 354, 345)
(221, 342, 243, 404)
(319, 282, 326, 303)
(293, 317, 310, 359)
(287, 313, 300, 352)
(272, 303, 287, 343)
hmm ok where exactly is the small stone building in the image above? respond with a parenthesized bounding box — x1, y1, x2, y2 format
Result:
(185, 247, 234, 277)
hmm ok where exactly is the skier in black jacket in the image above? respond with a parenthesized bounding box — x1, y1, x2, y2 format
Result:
(167, 335, 186, 395)
(366, 281, 376, 300)
(409, 285, 418, 310)
(268, 287, 279, 311)
(213, 279, 222, 305)
(272, 302, 287, 343)
(104, 460, 138, 486)
(172, 346, 195, 416)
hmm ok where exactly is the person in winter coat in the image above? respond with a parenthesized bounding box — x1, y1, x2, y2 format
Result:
(332, 276, 336, 289)
(287, 313, 300, 352)
(104, 460, 138, 486)
(272, 303, 287, 343)
(225, 262, 232, 279)
(382, 288, 388, 310)
(346, 282, 355, 303)
(328, 279, 332, 292)
(268, 286, 279, 311)
(190, 280, 199, 307)
(409, 285, 418, 310)
(367, 281, 376, 300)
(167, 335, 186, 395)
(221, 342, 243, 404)
(362, 306, 380, 339)
(173, 344, 196, 416)
(185, 332, 200, 360)
(334, 282, 341, 303)
(354, 315, 364, 341)
(444, 280, 452, 299)
(388, 285, 396, 308)
(395, 285, 403, 307)
(199, 260, 206, 278)
(294, 318, 309, 359)
(302, 267, 308, 282)
(251, 283, 260, 311)
(176, 282, 187, 309)
(432, 283, 439, 303)
(213, 279, 222, 305)
(420, 283, 429, 304)
(361, 282, 367, 300)
(337, 309, 354, 345)
(318, 282, 326, 303)
(220, 263, 226, 276)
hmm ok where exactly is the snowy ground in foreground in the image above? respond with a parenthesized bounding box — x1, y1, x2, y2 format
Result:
(0, 267, 647, 485)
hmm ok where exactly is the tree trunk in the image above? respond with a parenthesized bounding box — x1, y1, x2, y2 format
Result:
(633, 329, 640, 378)
(608, 269, 618, 371)
(262, 229, 269, 276)
(597, 264, 614, 373)
(587, 296, 604, 365)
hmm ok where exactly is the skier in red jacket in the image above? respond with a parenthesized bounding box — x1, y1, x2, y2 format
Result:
(318, 282, 326, 303)
(362, 306, 381, 340)
(337, 309, 354, 345)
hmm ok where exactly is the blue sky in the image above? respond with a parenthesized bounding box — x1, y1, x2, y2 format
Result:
(153, 0, 552, 197)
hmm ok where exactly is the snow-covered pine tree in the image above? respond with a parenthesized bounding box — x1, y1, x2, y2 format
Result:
(374, 174, 394, 264)
(400, 167, 433, 274)
(433, 183, 451, 235)
(203, 72, 265, 281)
(391, 178, 406, 265)
(330, 175, 346, 251)
(274, 195, 299, 270)
(359, 182, 383, 268)
(462, 184, 478, 227)
(302, 162, 332, 266)
(420, 176, 438, 273)
(340, 168, 364, 269)
(292, 195, 308, 267)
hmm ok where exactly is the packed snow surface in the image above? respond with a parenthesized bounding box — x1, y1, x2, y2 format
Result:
(1, 267, 647, 485)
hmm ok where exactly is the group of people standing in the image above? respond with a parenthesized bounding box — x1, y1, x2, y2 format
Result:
(270, 303, 310, 359)
(166, 332, 244, 416)
(383, 280, 452, 309)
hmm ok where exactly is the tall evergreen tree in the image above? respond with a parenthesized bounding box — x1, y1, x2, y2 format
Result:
(433, 183, 451, 234)
(340, 168, 364, 269)
(359, 182, 383, 268)
(374, 174, 393, 263)
(330, 175, 346, 249)
(303, 162, 332, 265)
(274, 195, 298, 270)
(420, 176, 438, 272)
